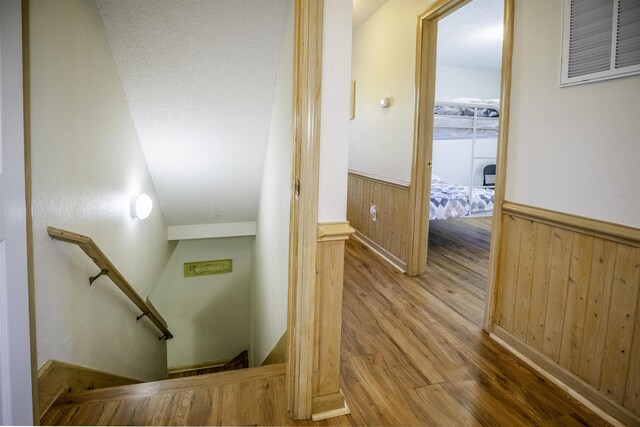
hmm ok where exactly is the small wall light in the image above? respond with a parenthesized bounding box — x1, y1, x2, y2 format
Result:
(379, 97, 390, 108)
(131, 193, 153, 219)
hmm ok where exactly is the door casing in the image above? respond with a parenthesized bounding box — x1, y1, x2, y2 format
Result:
(405, 0, 515, 333)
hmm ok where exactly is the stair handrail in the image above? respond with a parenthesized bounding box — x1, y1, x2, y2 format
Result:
(47, 226, 173, 340)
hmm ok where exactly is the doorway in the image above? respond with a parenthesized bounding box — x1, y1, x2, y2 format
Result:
(408, 0, 514, 329)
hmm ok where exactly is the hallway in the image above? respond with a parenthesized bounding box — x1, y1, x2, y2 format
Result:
(339, 217, 606, 425)
(42, 219, 606, 425)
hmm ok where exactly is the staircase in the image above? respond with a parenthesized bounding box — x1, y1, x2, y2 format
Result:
(40, 350, 258, 425)
(167, 350, 249, 379)
(41, 363, 291, 425)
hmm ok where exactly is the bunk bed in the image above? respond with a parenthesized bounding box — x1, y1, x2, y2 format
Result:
(430, 100, 498, 220)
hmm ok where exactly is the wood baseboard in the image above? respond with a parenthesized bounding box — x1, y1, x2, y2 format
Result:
(351, 231, 406, 272)
(37, 360, 141, 419)
(311, 390, 350, 421)
(491, 327, 638, 427)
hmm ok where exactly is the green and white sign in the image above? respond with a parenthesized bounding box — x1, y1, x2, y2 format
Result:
(184, 259, 232, 277)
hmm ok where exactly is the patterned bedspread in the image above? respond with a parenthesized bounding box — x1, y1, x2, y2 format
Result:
(430, 177, 494, 220)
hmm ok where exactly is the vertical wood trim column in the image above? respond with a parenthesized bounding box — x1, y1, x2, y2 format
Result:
(406, 0, 469, 277)
(311, 222, 354, 421)
(406, 17, 436, 277)
(286, 0, 323, 420)
(484, 0, 515, 332)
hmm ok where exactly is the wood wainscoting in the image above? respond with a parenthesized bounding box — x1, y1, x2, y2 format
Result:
(311, 222, 355, 420)
(37, 360, 141, 419)
(346, 171, 410, 271)
(491, 202, 640, 425)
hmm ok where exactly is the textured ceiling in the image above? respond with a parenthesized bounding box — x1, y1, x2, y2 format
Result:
(437, 0, 504, 70)
(97, 0, 286, 226)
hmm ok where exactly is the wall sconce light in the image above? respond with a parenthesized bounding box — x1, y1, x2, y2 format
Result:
(379, 97, 390, 108)
(131, 193, 153, 219)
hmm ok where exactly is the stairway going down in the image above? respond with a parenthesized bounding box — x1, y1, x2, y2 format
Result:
(41, 362, 298, 426)
(167, 350, 249, 379)
(40, 350, 271, 425)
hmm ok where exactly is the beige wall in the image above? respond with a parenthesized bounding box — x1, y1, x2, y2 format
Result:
(251, 0, 294, 367)
(30, 0, 173, 381)
(506, 0, 640, 228)
(436, 65, 501, 101)
(349, 0, 432, 183)
(151, 237, 252, 368)
(318, 0, 353, 222)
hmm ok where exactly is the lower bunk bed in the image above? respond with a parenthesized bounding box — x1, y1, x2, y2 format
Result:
(430, 175, 494, 220)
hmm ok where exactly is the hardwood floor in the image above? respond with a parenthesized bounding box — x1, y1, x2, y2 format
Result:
(339, 217, 605, 425)
(42, 217, 607, 426)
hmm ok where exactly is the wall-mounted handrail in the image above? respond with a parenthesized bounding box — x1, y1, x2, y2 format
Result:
(47, 227, 173, 340)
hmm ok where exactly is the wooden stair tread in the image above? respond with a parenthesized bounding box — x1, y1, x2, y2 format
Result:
(52, 363, 285, 406)
(167, 350, 249, 379)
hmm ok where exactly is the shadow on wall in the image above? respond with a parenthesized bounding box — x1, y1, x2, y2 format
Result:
(150, 236, 252, 369)
(192, 281, 250, 364)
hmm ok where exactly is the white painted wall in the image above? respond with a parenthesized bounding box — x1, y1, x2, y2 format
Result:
(435, 65, 501, 101)
(318, 0, 353, 223)
(506, 0, 640, 228)
(151, 237, 252, 368)
(349, 1, 502, 184)
(30, 0, 173, 381)
(432, 64, 500, 187)
(250, 0, 294, 367)
(349, 0, 432, 183)
(0, 0, 34, 423)
(432, 138, 497, 187)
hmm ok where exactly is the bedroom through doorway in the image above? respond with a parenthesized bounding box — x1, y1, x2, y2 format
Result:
(348, 0, 511, 326)
(424, 0, 504, 317)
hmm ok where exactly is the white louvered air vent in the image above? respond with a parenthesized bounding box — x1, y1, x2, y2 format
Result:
(561, 0, 640, 86)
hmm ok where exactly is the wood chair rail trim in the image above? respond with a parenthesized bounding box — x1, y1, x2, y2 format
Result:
(347, 170, 410, 190)
(502, 201, 640, 248)
(317, 222, 355, 242)
(46, 226, 173, 339)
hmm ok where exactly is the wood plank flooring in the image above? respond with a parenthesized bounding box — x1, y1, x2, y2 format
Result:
(43, 217, 607, 426)
(340, 217, 605, 426)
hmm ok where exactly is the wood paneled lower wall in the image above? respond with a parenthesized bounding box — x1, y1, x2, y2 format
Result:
(38, 360, 141, 419)
(347, 171, 409, 270)
(311, 222, 355, 420)
(493, 202, 640, 425)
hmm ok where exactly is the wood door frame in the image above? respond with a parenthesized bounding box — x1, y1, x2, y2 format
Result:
(286, 0, 323, 420)
(1, 0, 38, 423)
(406, 0, 515, 332)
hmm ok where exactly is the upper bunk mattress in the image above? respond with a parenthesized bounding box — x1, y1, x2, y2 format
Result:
(433, 103, 499, 140)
